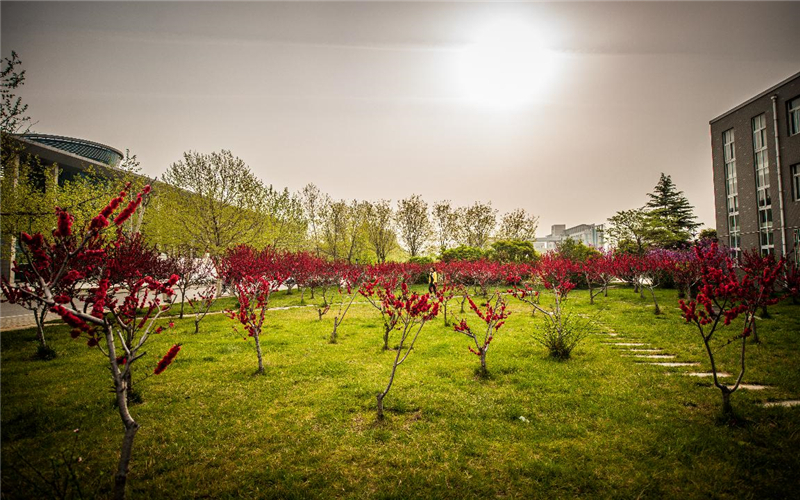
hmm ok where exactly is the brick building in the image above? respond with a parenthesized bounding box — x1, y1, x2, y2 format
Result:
(710, 71, 800, 261)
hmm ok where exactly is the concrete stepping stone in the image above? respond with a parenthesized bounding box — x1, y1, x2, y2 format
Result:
(686, 372, 731, 378)
(626, 348, 663, 352)
(762, 400, 800, 408)
(641, 362, 700, 367)
(629, 354, 676, 359)
(605, 342, 648, 346)
(737, 384, 769, 390)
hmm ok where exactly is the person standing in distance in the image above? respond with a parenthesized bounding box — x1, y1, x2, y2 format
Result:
(427, 266, 438, 295)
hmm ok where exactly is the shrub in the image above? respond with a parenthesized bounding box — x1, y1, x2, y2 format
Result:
(534, 312, 588, 360)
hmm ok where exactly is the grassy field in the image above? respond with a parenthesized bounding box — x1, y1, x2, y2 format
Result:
(2, 286, 800, 499)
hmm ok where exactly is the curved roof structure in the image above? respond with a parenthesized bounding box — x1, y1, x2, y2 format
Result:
(22, 134, 124, 168)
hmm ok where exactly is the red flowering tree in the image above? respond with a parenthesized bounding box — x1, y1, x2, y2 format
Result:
(668, 248, 702, 299)
(328, 262, 363, 344)
(457, 259, 506, 297)
(0, 208, 84, 358)
(359, 271, 402, 350)
(453, 292, 510, 376)
(737, 249, 785, 343)
(376, 283, 440, 419)
(279, 251, 320, 303)
(0, 185, 182, 500)
(183, 259, 218, 334)
(510, 254, 585, 359)
(581, 252, 614, 304)
(678, 242, 784, 416)
(610, 252, 644, 294)
(639, 250, 674, 315)
(779, 259, 800, 304)
(219, 245, 286, 375)
(162, 250, 208, 319)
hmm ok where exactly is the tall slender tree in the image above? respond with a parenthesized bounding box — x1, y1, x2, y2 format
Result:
(363, 200, 397, 263)
(395, 194, 431, 257)
(645, 173, 700, 243)
(458, 201, 497, 249)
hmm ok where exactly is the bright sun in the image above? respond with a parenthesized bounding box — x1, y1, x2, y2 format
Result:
(457, 22, 558, 109)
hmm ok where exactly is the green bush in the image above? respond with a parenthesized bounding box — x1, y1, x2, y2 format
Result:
(440, 245, 486, 262)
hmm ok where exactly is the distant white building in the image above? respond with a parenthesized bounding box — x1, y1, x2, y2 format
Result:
(534, 224, 605, 252)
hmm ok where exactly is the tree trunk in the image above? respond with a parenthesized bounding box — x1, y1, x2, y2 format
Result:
(479, 351, 487, 376)
(194, 318, 200, 334)
(377, 344, 404, 420)
(383, 325, 390, 351)
(721, 388, 733, 416)
(750, 316, 760, 344)
(34, 306, 48, 349)
(253, 330, 265, 374)
(649, 288, 661, 315)
(329, 317, 339, 344)
(105, 328, 139, 500)
(588, 282, 594, 305)
(376, 393, 385, 420)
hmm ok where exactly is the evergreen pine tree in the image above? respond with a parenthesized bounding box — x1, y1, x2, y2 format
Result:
(644, 173, 700, 246)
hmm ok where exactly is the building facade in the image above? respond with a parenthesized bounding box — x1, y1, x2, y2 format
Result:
(534, 223, 605, 252)
(1, 134, 125, 282)
(710, 71, 800, 261)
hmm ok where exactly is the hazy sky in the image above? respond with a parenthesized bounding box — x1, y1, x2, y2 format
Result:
(3, 1, 800, 236)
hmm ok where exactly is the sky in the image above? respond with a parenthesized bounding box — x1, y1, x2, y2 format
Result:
(2, 1, 800, 237)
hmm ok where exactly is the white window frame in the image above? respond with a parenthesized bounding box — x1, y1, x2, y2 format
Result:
(789, 96, 800, 136)
(722, 129, 740, 253)
(792, 163, 800, 202)
(752, 114, 773, 256)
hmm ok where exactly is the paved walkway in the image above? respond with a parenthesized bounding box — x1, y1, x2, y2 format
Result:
(589, 314, 800, 409)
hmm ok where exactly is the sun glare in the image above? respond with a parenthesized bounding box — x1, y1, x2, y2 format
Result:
(457, 22, 558, 109)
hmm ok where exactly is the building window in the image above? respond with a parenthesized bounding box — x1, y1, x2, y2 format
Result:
(752, 114, 774, 256)
(722, 129, 740, 254)
(789, 96, 800, 136)
(794, 229, 800, 265)
(792, 163, 800, 201)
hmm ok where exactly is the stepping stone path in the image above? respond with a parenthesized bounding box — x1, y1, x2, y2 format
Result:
(643, 362, 701, 367)
(762, 400, 800, 408)
(738, 384, 769, 390)
(591, 320, 800, 409)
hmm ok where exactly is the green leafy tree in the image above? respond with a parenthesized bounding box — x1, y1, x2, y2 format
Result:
(363, 200, 397, 264)
(260, 186, 307, 251)
(497, 208, 539, 241)
(458, 201, 497, 249)
(431, 200, 461, 255)
(555, 237, 599, 262)
(490, 239, 537, 263)
(319, 199, 368, 263)
(395, 194, 431, 257)
(606, 208, 650, 254)
(441, 245, 486, 262)
(299, 183, 329, 257)
(160, 150, 268, 256)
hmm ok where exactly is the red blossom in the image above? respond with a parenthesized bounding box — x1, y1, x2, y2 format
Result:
(153, 344, 181, 375)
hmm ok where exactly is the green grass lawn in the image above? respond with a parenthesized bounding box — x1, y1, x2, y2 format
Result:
(3, 286, 800, 499)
